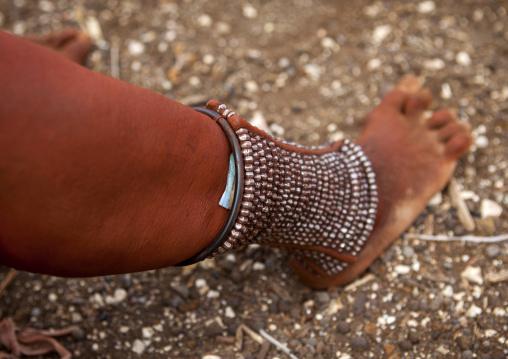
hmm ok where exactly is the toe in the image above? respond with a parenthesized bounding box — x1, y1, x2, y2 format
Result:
(380, 90, 410, 112)
(445, 131, 473, 159)
(395, 76, 423, 93)
(437, 122, 466, 142)
(427, 109, 457, 129)
(404, 88, 433, 117)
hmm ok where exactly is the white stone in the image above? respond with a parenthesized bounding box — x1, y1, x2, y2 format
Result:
(441, 83, 452, 99)
(249, 112, 269, 132)
(206, 290, 220, 299)
(461, 266, 483, 285)
(120, 326, 130, 333)
(253, 262, 266, 270)
(203, 54, 215, 65)
(456, 51, 472, 66)
(394, 264, 411, 275)
(48, 293, 57, 302)
(225, 306, 235, 318)
(367, 58, 382, 70)
(243, 4, 258, 18)
(442, 285, 454, 297)
(132, 339, 146, 355)
(264, 22, 275, 33)
(321, 37, 338, 50)
(424, 58, 445, 70)
(38, 0, 55, 12)
(105, 288, 127, 304)
(195, 278, 207, 288)
(493, 307, 506, 316)
(417, 1, 436, 13)
(202, 356, 221, 359)
(304, 64, 322, 81)
(485, 329, 497, 338)
(269, 123, 285, 137)
(480, 199, 503, 218)
(372, 25, 392, 44)
(92, 293, 105, 307)
(245, 80, 259, 93)
(428, 192, 442, 206)
(466, 304, 482, 318)
(197, 14, 212, 27)
(128, 40, 145, 56)
(142, 327, 154, 339)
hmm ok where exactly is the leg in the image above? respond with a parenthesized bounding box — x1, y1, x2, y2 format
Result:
(0, 30, 230, 276)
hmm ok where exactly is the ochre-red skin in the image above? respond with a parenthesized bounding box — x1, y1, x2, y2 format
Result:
(0, 30, 472, 287)
(0, 30, 230, 276)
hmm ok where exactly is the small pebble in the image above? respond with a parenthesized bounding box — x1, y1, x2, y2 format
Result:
(475, 135, 489, 149)
(424, 58, 445, 70)
(71, 312, 83, 323)
(315, 291, 330, 303)
(485, 245, 501, 259)
(394, 264, 411, 275)
(336, 321, 350, 334)
(372, 25, 391, 44)
(402, 246, 415, 259)
(408, 331, 420, 344)
(242, 4, 258, 19)
(132, 339, 146, 355)
(197, 14, 212, 27)
(350, 336, 368, 351)
(398, 339, 413, 351)
(461, 266, 483, 285)
(456, 51, 472, 66)
(457, 335, 473, 350)
(417, 1, 436, 13)
(128, 40, 145, 56)
(30, 307, 42, 317)
(466, 304, 482, 318)
(441, 83, 452, 99)
(71, 327, 86, 341)
(462, 350, 473, 359)
(430, 295, 443, 311)
(353, 293, 367, 315)
(480, 199, 503, 218)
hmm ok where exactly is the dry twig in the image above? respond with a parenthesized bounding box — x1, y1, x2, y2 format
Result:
(404, 233, 508, 243)
(485, 271, 508, 283)
(448, 178, 475, 231)
(240, 324, 263, 345)
(259, 330, 299, 359)
(344, 273, 375, 292)
(0, 269, 16, 298)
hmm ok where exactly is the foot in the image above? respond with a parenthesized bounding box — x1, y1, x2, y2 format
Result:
(292, 76, 473, 288)
(26, 28, 91, 64)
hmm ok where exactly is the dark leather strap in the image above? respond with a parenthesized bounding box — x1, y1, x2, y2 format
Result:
(175, 107, 245, 266)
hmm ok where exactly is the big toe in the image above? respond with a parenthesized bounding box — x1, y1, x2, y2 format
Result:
(404, 88, 433, 117)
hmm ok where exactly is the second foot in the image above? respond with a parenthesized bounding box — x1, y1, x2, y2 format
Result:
(27, 28, 91, 64)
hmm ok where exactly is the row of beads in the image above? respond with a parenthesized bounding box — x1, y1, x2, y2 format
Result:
(212, 104, 378, 276)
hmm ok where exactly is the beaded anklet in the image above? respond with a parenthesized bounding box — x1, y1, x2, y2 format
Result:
(177, 101, 378, 277)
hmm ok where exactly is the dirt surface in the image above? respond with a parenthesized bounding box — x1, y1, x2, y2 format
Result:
(1, 0, 507, 358)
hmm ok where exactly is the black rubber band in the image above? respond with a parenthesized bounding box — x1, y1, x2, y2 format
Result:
(175, 107, 245, 266)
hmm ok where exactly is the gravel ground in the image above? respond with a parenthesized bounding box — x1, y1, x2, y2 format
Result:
(1, 0, 507, 358)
